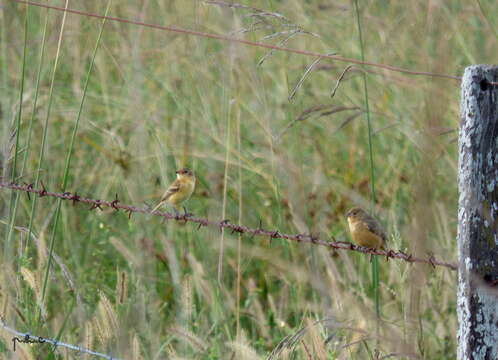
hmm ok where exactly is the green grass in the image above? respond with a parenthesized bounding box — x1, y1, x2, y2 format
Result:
(1, 1, 496, 358)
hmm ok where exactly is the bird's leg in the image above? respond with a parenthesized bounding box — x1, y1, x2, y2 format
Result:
(182, 206, 193, 218)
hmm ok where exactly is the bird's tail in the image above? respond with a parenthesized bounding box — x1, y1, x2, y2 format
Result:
(150, 201, 164, 214)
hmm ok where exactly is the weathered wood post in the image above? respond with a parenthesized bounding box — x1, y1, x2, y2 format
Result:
(458, 65, 498, 359)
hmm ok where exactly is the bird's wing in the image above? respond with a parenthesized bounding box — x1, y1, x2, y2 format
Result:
(161, 180, 182, 201)
(365, 217, 388, 243)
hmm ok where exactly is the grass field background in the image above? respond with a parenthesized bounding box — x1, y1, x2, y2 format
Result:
(1, 1, 497, 358)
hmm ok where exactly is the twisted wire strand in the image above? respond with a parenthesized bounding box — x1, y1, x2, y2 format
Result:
(0, 182, 457, 271)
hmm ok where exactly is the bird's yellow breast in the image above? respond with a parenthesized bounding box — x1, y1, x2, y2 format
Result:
(168, 177, 195, 206)
(348, 218, 384, 249)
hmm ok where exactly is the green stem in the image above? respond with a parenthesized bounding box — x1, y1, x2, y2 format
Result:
(37, 0, 111, 327)
(353, 0, 380, 321)
(25, 0, 50, 259)
(33, 0, 70, 328)
(5, 3, 29, 257)
(20, 4, 49, 254)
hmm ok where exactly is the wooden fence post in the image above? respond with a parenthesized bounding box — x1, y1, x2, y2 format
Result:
(458, 65, 498, 359)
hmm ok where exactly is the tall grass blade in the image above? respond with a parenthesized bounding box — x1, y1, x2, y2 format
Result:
(37, 0, 111, 326)
(353, 0, 381, 323)
(5, 3, 29, 257)
(19, 4, 49, 253)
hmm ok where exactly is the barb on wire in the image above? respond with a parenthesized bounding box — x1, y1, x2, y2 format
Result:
(1, 318, 120, 359)
(11, 0, 461, 82)
(0, 182, 458, 270)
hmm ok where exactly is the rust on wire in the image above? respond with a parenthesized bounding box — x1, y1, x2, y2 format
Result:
(271, 230, 281, 239)
(39, 180, 47, 197)
(427, 254, 437, 269)
(110, 193, 120, 211)
(220, 219, 231, 232)
(0, 182, 458, 271)
(89, 200, 103, 211)
(310, 234, 319, 244)
(231, 225, 244, 234)
(71, 192, 81, 205)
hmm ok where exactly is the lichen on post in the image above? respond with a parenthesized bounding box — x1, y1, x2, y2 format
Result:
(458, 65, 498, 360)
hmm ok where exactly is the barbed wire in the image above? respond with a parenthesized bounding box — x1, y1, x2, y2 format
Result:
(0, 182, 458, 271)
(1, 317, 120, 359)
(11, 0, 462, 82)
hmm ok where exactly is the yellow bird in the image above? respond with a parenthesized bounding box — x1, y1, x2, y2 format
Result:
(346, 207, 387, 249)
(151, 168, 196, 215)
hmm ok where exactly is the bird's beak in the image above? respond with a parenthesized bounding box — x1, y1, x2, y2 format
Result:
(175, 170, 179, 174)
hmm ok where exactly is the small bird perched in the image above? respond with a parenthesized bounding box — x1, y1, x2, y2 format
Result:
(346, 207, 387, 249)
(151, 168, 196, 215)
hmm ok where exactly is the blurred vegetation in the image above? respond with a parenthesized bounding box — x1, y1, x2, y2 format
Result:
(1, 0, 496, 358)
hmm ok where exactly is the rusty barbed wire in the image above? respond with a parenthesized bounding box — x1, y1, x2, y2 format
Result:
(11, 0, 462, 82)
(0, 182, 458, 271)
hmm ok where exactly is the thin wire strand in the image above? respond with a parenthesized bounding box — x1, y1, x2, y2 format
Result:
(0, 182, 458, 271)
(11, 0, 462, 82)
(1, 318, 120, 359)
